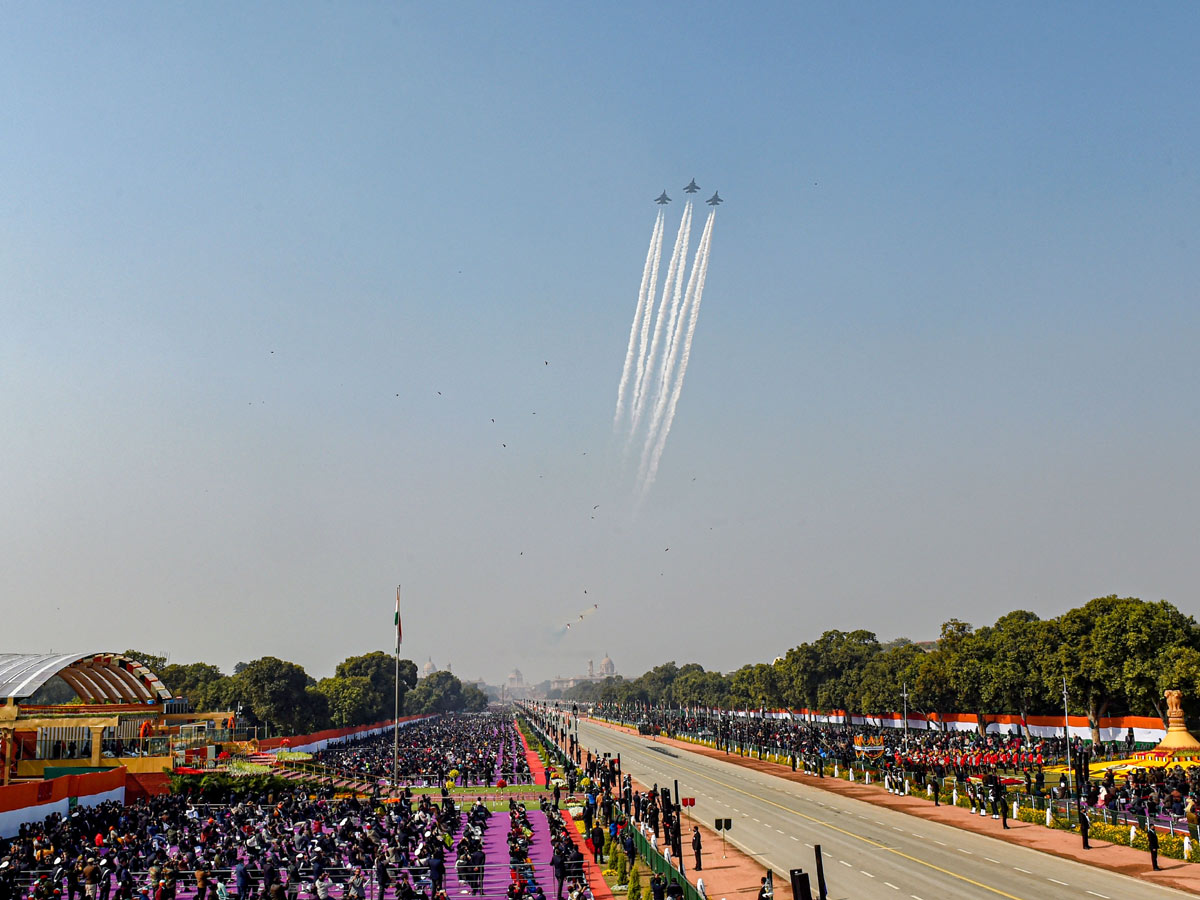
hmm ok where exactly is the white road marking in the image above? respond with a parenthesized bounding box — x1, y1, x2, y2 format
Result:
(1085, 892, 1109, 899)
(910, 833, 923, 838)
(984, 857, 1000, 864)
(839, 860, 852, 868)
(1013, 868, 1030, 874)
(775, 829, 785, 834)
(1048, 878, 1069, 886)
(803, 843, 812, 848)
(884, 883, 899, 891)
(861, 871, 875, 878)
(932, 840, 946, 846)
(957, 848, 972, 854)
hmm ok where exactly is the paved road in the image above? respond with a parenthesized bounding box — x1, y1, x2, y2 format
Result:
(576, 719, 1189, 900)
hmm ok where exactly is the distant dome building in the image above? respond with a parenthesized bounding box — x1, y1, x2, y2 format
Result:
(502, 667, 530, 701)
(600, 654, 616, 677)
(421, 657, 437, 678)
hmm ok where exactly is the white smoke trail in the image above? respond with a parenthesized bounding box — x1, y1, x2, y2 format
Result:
(640, 205, 706, 479)
(627, 213, 666, 434)
(614, 210, 664, 430)
(640, 209, 716, 496)
(630, 202, 692, 440)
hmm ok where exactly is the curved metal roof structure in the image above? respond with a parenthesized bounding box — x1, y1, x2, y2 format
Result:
(0, 653, 172, 704)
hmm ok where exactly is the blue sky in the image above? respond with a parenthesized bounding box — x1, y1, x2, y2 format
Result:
(2, 3, 1198, 685)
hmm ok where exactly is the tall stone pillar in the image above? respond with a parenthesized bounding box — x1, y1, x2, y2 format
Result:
(90, 726, 105, 767)
(1, 727, 13, 786)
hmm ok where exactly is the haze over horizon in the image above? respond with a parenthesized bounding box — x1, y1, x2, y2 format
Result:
(3, 4, 1199, 686)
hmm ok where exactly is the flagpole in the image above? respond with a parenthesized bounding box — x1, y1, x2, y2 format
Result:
(394, 584, 401, 793)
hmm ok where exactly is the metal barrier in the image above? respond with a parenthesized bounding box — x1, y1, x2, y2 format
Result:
(276, 758, 536, 789)
(629, 825, 703, 900)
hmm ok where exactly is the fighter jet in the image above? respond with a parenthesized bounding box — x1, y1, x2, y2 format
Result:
(706, 191, 723, 206)
(655, 191, 671, 205)
(683, 179, 700, 193)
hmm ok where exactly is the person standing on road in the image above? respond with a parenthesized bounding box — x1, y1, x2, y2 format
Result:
(1148, 826, 1161, 870)
(1079, 808, 1091, 850)
(998, 791, 1009, 830)
(691, 828, 702, 871)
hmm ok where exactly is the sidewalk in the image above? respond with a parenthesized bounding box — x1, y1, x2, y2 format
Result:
(623, 772, 795, 900)
(588, 718, 1200, 897)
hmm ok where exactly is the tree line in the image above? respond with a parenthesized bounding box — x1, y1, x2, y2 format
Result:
(124, 650, 488, 735)
(565, 595, 1200, 743)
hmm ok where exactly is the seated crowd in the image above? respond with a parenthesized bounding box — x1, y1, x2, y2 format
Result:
(0, 715, 557, 900)
(316, 715, 531, 788)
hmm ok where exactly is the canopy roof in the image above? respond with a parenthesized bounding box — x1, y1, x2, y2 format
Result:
(0, 653, 172, 704)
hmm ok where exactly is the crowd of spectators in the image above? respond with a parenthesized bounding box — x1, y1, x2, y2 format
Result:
(604, 705, 1200, 825)
(316, 715, 531, 788)
(0, 714, 550, 900)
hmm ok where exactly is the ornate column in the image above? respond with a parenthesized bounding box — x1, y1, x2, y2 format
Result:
(89, 726, 105, 767)
(1153, 689, 1200, 755)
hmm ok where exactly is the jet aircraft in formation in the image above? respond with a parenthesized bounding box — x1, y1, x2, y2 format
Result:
(652, 182, 724, 205)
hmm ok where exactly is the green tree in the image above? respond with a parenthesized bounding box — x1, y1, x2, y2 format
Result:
(1155, 646, 1200, 727)
(1054, 596, 1198, 743)
(938, 620, 994, 735)
(334, 652, 418, 720)
(981, 611, 1056, 738)
(159, 662, 229, 712)
(627, 865, 642, 900)
(316, 675, 376, 727)
(811, 630, 880, 715)
(123, 649, 169, 672)
(461, 683, 489, 713)
(728, 663, 783, 710)
(777, 643, 821, 710)
(673, 666, 731, 708)
(855, 641, 925, 718)
(909, 645, 958, 728)
(406, 670, 465, 714)
(230, 656, 328, 734)
(641, 662, 681, 706)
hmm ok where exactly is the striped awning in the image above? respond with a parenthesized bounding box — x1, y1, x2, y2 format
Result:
(0, 653, 172, 703)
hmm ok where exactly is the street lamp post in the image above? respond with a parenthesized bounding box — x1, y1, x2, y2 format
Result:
(901, 682, 910, 754)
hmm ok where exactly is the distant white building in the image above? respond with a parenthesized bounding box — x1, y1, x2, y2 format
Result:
(549, 654, 617, 692)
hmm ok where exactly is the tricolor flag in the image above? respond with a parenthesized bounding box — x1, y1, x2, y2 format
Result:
(395, 585, 403, 651)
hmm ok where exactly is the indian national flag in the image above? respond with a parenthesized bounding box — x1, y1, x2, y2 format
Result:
(395, 585, 403, 651)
